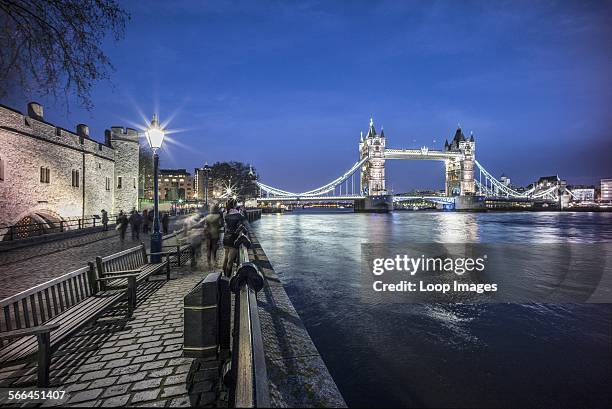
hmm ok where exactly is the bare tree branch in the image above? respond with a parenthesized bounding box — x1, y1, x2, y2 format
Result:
(0, 0, 129, 110)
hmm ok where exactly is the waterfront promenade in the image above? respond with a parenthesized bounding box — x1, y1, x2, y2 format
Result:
(0, 213, 346, 408)
(0, 217, 187, 299)
(0, 263, 225, 407)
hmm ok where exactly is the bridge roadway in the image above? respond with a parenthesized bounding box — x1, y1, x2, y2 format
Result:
(0, 216, 188, 299)
(257, 195, 455, 203)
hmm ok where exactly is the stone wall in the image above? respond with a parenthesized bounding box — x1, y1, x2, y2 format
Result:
(0, 102, 138, 232)
(110, 127, 140, 214)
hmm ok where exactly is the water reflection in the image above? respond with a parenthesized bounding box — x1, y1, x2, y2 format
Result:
(253, 211, 612, 408)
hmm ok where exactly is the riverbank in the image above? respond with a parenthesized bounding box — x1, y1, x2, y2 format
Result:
(247, 231, 346, 408)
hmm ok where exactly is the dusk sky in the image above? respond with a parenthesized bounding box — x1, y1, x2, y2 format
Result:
(4, 0, 612, 192)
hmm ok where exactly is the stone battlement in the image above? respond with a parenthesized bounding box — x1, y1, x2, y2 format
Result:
(0, 102, 115, 160)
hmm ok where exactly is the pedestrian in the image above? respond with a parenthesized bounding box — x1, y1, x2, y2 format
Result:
(129, 208, 142, 241)
(101, 209, 109, 231)
(222, 198, 247, 277)
(142, 209, 149, 234)
(117, 210, 128, 241)
(203, 204, 222, 268)
(161, 212, 169, 235)
(188, 214, 206, 269)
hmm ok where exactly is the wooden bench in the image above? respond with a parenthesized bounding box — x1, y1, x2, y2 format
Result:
(94, 243, 171, 311)
(0, 265, 126, 387)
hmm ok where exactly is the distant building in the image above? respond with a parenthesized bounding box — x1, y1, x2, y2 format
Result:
(601, 179, 612, 202)
(499, 173, 511, 187)
(536, 175, 561, 188)
(0, 102, 139, 236)
(570, 186, 595, 202)
(159, 169, 194, 201)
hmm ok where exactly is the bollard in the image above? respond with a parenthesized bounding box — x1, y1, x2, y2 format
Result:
(183, 272, 221, 360)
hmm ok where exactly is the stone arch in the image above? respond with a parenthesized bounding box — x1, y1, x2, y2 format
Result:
(2, 207, 64, 241)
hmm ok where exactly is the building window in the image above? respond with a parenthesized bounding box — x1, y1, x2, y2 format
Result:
(133, 177, 136, 189)
(117, 176, 122, 189)
(106, 177, 111, 191)
(0, 157, 4, 181)
(71, 170, 80, 187)
(40, 167, 50, 183)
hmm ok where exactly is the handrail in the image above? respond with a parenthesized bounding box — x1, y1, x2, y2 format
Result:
(229, 232, 270, 408)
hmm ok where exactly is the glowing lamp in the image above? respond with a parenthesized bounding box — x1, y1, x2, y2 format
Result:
(145, 114, 165, 150)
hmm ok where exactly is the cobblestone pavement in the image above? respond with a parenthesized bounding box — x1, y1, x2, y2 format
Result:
(0, 264, 226, 408)
(0, 218, 187, 299)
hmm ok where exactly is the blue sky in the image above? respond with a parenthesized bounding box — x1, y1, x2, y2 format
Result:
(4, 0, 612, 191)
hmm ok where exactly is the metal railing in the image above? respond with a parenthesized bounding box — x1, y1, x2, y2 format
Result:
(228, 228, 270, 408)
(0, 214, 119, 242)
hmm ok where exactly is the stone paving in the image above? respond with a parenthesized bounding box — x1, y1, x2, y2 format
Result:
(0, 218, 186, 299)
(0, 264, 226, 408)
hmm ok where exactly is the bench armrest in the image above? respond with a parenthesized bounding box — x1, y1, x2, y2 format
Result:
(97, 274, 140, 281)
(104, 269, 141, 275)
(147, 251, 173, 256)
(0, 323, 61, 340)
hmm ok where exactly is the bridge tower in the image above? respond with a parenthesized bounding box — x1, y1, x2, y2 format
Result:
(444, 126, 476, 196)
(359, 117, 386, 195)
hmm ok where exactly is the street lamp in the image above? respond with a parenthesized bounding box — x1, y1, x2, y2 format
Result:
(203, 162, 211, 212)
(145, 114, 165, 263)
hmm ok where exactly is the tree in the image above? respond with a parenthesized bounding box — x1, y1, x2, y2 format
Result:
(0, 0, 129, 109)
(210, 161, 259, 200)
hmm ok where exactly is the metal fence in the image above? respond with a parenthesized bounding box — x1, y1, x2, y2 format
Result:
(0, 215, 118, 242)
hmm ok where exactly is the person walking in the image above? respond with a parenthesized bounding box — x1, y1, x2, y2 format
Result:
(161, 212, 169, 235)
(117, 210, 128, 241)
(142, 209, 150, 234)
(101, 209, 109, 231)
(129, 209, 142, 241)
(222, 198, 247, 277)
(203, 204, 223, 269)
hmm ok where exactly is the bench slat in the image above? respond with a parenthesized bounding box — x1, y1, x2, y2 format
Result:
(0, 291, 123, 363)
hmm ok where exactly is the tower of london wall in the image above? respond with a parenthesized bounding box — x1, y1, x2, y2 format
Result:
(0, 102, 139, 233)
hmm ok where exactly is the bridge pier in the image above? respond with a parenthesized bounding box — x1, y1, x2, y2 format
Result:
(354, 195, 393, 213)
(454, 195, 486, 211)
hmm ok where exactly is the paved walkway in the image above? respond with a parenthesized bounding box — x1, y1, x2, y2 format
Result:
(0, 218, 186, 299)
(0, 264, 225, 408)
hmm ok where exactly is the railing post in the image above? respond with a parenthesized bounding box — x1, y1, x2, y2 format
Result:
(93, 218, 96, 228)
(9, 226, 14, 241)
(59, 220, 64, 232)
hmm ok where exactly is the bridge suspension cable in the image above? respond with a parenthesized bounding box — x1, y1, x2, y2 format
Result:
(257, 158, 367, 197)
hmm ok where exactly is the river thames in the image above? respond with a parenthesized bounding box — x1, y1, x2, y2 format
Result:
(252, 211, 612, 408)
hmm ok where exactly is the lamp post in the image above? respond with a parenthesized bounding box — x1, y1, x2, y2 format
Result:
(203, 162, 211, 211)
(145, 114, 165, 263)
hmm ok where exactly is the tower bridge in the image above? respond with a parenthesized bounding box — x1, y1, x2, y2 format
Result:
(255, 118, 572, 211)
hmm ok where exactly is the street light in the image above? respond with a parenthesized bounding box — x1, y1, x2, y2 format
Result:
(145, 114, 165, 263)
(203, 162, 211, 212)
